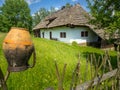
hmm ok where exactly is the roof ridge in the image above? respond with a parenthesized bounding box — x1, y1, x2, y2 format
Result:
(33, 3, 91, 29)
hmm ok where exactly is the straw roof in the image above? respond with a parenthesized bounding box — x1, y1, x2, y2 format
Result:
(33, 4, 91, 29)
(33, 4, 105, 39)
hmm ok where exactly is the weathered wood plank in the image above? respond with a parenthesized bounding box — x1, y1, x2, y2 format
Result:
(76, 69, 118, 90)
(0, 68, 7, 90)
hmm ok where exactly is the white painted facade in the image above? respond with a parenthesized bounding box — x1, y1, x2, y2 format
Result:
(40, 26, 99, 44)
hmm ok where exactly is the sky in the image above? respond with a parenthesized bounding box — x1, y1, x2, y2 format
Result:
(0, 0, 89, 15)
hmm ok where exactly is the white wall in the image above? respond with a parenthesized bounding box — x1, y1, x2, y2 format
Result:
(40, 26, 98, 44)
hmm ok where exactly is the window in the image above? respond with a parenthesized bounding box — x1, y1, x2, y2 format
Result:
(81, 31, 84, 37)
(81, 31, 88, 37)
(60, 32, 66, 38)
(85, 31, 88, 37)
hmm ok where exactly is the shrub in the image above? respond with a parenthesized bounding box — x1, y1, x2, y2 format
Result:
(72, 41, 78, 46)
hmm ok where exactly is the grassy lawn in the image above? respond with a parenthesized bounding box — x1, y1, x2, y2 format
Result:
(0, 33, 117, 90)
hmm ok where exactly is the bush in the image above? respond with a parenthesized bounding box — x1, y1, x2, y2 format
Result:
(72, 41, 78, 46)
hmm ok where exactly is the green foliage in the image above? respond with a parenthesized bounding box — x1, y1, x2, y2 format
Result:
(0, 33, 117, 90)
(32, 3, 73, 28)
(65, 3, 72, 8)
(0, 0, 32, 32)
(86, 0, 120, 35)
(32, 7, 58, 27)
(72, 41, 78, 46)
(32, 8, 50, 27)
(107, 11, 120, 35)
(49, 7, 57, 14)
(61, 3, 72, 9)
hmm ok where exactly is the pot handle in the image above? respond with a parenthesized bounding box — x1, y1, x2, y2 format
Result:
(28, 47, 36, 68)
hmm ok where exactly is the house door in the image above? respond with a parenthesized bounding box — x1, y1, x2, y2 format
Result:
(50, 32, 52, 39)
(42, 32, 44, 38)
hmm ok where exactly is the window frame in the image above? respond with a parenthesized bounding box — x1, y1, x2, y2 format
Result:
(81, 31, 88, 37)
(85, 31, 88, 37)
(60, 32, 66, 38)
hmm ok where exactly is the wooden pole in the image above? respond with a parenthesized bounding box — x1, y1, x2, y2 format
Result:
(75, 69, 117, 90)
(117, 52, 120, 90)
(0, 68, 7, 90)
(55, 61, 67, 90)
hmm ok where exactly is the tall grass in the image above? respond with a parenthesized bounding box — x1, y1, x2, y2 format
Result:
(0, 33, 117, 90)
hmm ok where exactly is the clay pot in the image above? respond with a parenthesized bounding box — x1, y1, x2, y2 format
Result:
(2, 27, 36, 72)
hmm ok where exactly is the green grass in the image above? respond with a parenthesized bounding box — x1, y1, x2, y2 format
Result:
(0, 33, 117, 90)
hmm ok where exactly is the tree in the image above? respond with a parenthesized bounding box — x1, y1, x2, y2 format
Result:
(61, 3, 72, 9)
(86, 0, 120, 33)
(0, 0, 32, 32)
(65, 3, 72, 8)
(32, 7, 57, 27)
(49, 7, 57, 14)
(32, 8, 49, 27)
(32, 3, 72, 28)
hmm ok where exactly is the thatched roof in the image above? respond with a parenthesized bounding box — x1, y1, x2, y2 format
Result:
(33, 4, 91, 29)
(33, 4, 105, 39)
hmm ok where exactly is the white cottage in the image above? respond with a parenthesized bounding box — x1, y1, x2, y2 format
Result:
(33, 4, 104, 47)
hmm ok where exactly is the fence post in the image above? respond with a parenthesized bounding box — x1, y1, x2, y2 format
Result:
(0, 68, 7, 90)
(55, 61, 67, 90)
(117, 52, 120, 90)
(70, 61, 80, 90)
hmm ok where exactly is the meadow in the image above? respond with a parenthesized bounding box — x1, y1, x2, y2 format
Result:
(0, 32, 117, 90)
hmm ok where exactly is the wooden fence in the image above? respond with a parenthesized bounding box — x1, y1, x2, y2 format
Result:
(75, 51, 120, 90)
(1, 51, 120, 90)
(46, 51, 120, 90)
(0, 68, 7, 90)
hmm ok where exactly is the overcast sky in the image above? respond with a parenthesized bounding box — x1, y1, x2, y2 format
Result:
(0, 0, 89, 15)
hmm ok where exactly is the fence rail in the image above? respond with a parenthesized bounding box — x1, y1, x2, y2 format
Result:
(45, 51, 120, 90)
(76, 69, 118, 90)
(1, 51, 120, 90)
